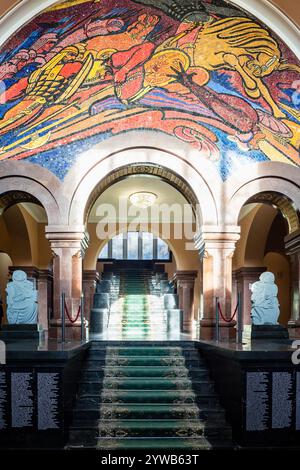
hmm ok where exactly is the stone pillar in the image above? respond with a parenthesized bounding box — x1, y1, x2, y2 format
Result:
(285, 230, 300, 338)
(45, 228, 89, 339)
(233, 267, 266, 326)
(172, 271, 197, 333)
(195, 227, 240, 341)
(83, 270, 99, 323)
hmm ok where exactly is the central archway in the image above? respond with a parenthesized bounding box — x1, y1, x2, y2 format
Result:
(67, 142, 220, 229)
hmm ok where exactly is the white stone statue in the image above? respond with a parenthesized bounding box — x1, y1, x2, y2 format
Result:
(6, 270, 38, 324)
(250, 271, 280, 325)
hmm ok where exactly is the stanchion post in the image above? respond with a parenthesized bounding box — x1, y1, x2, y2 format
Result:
(80, 294, 84, 341)
(61, 292, 66, 343)
(237, 292, 243, 344)
(215, 296, 219, 342)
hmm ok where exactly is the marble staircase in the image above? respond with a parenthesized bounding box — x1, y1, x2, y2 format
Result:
(66, 342, 234, 450)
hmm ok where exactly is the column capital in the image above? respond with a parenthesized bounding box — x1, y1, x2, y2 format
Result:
(36, 268, 53, 281)
(83, 270, 100, 283)
(233, 267, 266, 279)
(285, 229, 300, 255)
(195, 226, 240, 260)
(173, 270, 198, 287)
(45, 226, 89, 257)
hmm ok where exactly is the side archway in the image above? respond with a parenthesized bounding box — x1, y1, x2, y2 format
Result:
(0, 161, 62, 226)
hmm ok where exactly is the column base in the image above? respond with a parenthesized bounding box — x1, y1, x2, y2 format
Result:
(288, 320, 300, 339)
(49, 319, 84, 341)
(200, 319, 236, 341)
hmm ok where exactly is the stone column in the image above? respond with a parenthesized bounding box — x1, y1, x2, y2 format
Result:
(285, 230, 300, 338)
(172, 271, 198, 333)
(195, 227, 240, 341)
(233, 267, 266, 326)
(45, 228, 89, 339)
(83, 270, 99, 323)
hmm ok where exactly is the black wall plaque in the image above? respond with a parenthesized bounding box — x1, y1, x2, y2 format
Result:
(244, 368, 300, 444)
(296, 372, 300, 431)
(37, 372, 60, 431)
(272, 372, 293, 429)
(11, 371, 34, 428)
(0, 371, 8, 430)
(246, 372, 270, 431)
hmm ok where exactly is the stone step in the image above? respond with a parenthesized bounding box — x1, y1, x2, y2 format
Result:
(75, 392, 219, 409)
(85, 357, 203, 368)
(67, 435, 232, 450)
(81, 371, 209, 382)
(75, 401, 221, 417)
(95, 437, 232, 450)
(70, 419, 232, 439)
(72, 406, 225, 422)
(78, 382, 215, 397)
(83, 365, 206, 377)
(89, 341, 199, 348)
(68, 422, 232, 447)
(89, 341, 201, 358)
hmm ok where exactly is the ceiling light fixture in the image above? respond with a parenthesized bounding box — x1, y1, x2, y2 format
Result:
(129, 192, 157, 208)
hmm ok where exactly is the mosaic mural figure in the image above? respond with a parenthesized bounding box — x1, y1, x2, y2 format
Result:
(0, 0, 299, 179)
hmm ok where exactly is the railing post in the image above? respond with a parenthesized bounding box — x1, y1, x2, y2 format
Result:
(237, 292, 243, 344)
(80, 294, 84, 341)
(215, 296, 219, 342)
(61, 292, 66, 343)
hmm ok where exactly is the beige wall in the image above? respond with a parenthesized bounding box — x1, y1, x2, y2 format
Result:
(0, 204, 52, 315)
(234, 203, 292, 322)
(234, 204, 278, 269)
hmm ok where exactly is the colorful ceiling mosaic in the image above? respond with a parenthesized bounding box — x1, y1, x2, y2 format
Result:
(0, 0, 299, 179)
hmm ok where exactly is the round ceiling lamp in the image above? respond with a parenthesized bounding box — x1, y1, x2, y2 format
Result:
(129, 192, 157, 208)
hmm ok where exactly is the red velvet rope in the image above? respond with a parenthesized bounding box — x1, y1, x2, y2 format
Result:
(217, 301, 239, 323)
(64, 301, 81, 324)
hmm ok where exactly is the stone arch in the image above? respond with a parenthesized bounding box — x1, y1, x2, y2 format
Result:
(225, 162, 300, 232)
(66, 138, 220, 228)
(0, 161, 61, 225)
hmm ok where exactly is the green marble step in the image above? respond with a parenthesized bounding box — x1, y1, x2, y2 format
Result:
(99, 390, 197, 403)
(102, 357, 187, 366)
(86, 366, 190, 377)
(76, 403, 221, 419)
(103, 347, 189, 356)
(81, 376, 209, 387)
(98, 418, 231, 438)
(73, 406, 225, 422)
(68, 435, 231, 450)
(96, 437, 232, 450)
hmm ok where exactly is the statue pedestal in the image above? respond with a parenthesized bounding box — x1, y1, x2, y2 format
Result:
(0, 324, 43, 340)
(251, 324, 289, 341)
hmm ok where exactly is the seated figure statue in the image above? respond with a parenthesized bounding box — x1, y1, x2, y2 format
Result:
(6, 270, 38, 324)
(250, 271, 280, 325)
